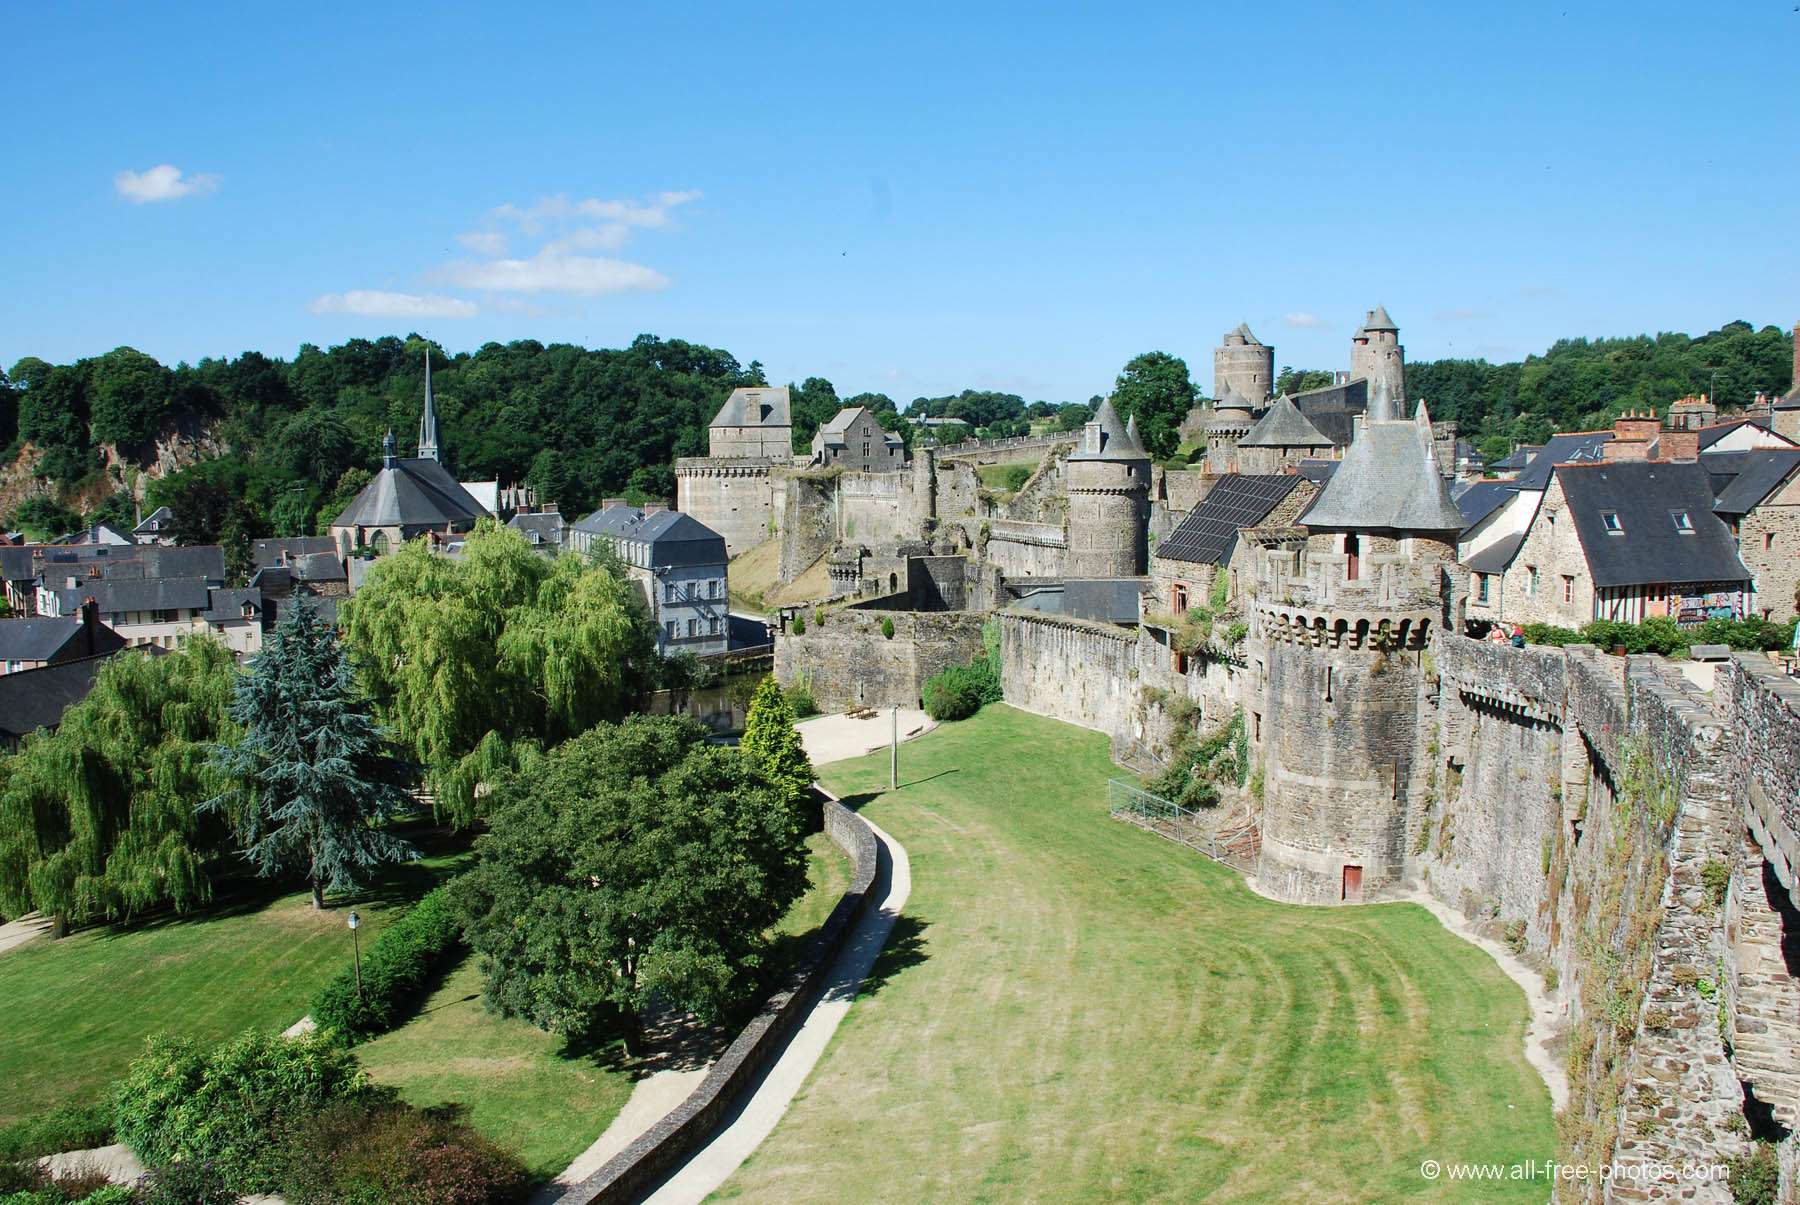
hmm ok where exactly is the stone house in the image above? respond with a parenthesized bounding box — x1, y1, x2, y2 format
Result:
(709, 386, 793, 459)
(1473, 459, 1750, 629)
(132, 506, 176, 545)
(37, 577, 263, 652)
(1707, 449, 1800, 620)
(811, 406, 906, 471)
(570, 505, 729, 656)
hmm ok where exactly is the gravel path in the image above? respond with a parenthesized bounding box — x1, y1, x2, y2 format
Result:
(0, 913, 51, 957)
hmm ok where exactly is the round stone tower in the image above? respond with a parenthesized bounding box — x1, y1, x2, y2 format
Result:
(1065, 396, 1151, 577)
(1214, 322, 1274, 405)
(1349, 305, 1406, 408)
(1247, 390, 1465, 904)
(1204, 385, 1257, 474)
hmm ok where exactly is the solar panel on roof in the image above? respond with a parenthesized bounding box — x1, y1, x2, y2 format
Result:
(1158, 475, 1301, 565)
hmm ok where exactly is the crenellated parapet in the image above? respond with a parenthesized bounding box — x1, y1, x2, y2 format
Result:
(674, 456, 789, 479)
(1252, 601, 1436, 650)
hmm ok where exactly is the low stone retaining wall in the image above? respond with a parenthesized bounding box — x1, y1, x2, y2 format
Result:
(552, 794, 880, 1205)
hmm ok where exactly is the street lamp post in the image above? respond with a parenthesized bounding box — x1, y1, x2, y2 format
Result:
(347, 910, 363, 1000)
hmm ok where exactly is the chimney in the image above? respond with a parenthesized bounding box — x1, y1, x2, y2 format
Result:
(80, 597, 100, 654)
(1612, 411, 1660, 444)
(602, 497, 627, 511)
(1659, 429, 1699, 461)
(641, 503, 666, 515)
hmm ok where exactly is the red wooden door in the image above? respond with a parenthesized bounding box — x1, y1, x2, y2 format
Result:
(1342, 865, 1363, 903)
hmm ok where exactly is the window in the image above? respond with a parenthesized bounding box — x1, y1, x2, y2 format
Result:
(1344, 533, 1360, 582)
(1476, 574, 1490, 603)
(154, 608, 176, 623)
(1670, 510, 1693, 533)
(664, 620, 676, 641)
(1172, 649, 1188, 674)
(665, 582, 677, 603)
(1252, 712, 1262, 741)
(709, 617, 720, 636)
(1526, 566, 1539, 597)
(1765, 532, 1776, 552)
(687, 618, 698, 638)
(1172, 583, 1189, 615)
(1601, 511, 1622, 533)
(1562, 575, 1574, 604)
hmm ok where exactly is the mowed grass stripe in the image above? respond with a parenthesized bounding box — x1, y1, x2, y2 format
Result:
(714, 706, 1553, 1203)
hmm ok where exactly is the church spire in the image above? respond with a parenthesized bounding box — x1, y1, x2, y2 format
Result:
(418, 347, 440, 461)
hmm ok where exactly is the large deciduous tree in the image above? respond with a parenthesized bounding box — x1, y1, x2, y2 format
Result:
(1110, 352, 1197, 460)
(210, 601, 417, 909)
(0, 641, 239, 930)
(339, 522, 659, 825)
(451, 716, 808, 1048)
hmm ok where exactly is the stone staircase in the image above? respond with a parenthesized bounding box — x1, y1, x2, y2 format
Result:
(1730, 852, 1800, 1129)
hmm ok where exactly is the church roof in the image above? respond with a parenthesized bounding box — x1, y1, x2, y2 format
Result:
(332, 458, 489, 530)
(1068, 397, 1147, 461)
(1301, 402, 1464, 533)
(1238, 395, 1331, 448)
(710, 386, 791, 428)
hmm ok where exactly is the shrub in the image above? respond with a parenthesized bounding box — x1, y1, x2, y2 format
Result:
(1700, 860, 1731, 911)
(1001, 463, 1032, 492)
(0, 1162, 136, 1204)
(784, 671, 818, 718)
(278, 1098, 530, 1205)
(113, 1030, 370, 1194)
(790, 614, 805, 635)
(921, 656, 1001, 722)
(879, 616, 895, 640)
(135, 1160, 242, 1205)
(0, 1101, 114, 1162)
(1728, 1143, 1779, 1205)
(312, 886, 463, 1041)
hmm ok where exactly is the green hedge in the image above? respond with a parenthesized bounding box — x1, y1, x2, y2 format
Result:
(311, 886, 463, 1041)
(1520, 615, 1796, 656)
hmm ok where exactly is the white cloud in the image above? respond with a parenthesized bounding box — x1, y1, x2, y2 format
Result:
(543, 224, 632, 255)
(489, 190, 700, 235)
(308, 290, 478, 319)
(114, 164, 219, 204)
(1282, 312, 1323, 328)
(456, 230, 509, 256)
(435, 251, 668, 296)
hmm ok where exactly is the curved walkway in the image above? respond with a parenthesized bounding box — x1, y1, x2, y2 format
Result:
(638, 816, 912, 1204)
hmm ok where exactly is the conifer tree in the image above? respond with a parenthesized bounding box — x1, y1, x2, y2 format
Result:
(210, 601, 417, 909)
(739, 675, 814, 810)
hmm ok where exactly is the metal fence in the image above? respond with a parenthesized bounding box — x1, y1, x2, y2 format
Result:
(1107, 779, 1253, 871)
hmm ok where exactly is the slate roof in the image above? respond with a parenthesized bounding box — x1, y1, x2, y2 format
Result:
(0, 652, 136, 744)
(1694, 418, 1794, 451)
(139, 545, 227, 582)
(1158, 475, 1303, 565)
(1290, 377, 1368, 447)
(1068, 397, 1148, 461)
(573, 507, 727, 569)
(1360, 304, 1398, 332)
(0, 616, 119, 663)
(332, 458, 488, 529)
(1302, 405, 1465, 532)
(200, 588, 263, 623)
(816, 407, 902, 448)
(253, 536, 335, 568)
(0, 546, 31, 582)
(1453, 480, 1514, 530)
(1297, 460, 1338, 485)
(1464, 533, 1526, 575)
(710, 386, 791, 428)
(1702, 449, 1800, 516)
(1062, 579, 1146, 625)
(1211, 384, 1257, 416)
(53, 577, 213, 615)
(1238, 395, 1332, 448)
(1491, 445, 1541, 472)
(1513, 432, 1613, 492)
(132, 506, 174, 536)
(508, 511, 565, 547)
(1556, 461, 1750, 589)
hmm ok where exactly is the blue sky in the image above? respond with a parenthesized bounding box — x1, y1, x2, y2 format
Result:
(6, 1, 1798, 403)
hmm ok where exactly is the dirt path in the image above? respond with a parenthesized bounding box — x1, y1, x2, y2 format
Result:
(796, 709, 934, 766)
(0, 913, 51, 957)
(637, 816, 912, 1204)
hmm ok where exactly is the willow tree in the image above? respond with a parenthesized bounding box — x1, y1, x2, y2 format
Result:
(0, 640, 239, 931)
(339, 521, 658, 824)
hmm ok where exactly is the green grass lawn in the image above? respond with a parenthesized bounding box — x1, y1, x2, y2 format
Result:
(0, 844, 466, 1128)
(716, 706, 1555, 1203)
(974, 461, 1037, 492)
(357, 830, 853, 1181)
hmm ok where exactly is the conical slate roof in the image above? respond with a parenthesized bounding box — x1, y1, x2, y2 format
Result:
(1361, 304, 1398, 332)
(1238, 394, 1331, 448)
(1069, 396, 1148, 461)
(1366, 374, 1402, 423)
(1125, 412, 1142, 448)
(1211, 384, 1256, 416)
(1301, 400, 1463, 532)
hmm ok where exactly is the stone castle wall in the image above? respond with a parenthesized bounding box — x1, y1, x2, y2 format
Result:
(983, 519, 1067, 580)
(999, 610, 1141, 745)
(774, 607, 986, 712)
(675, 458, 786, 559)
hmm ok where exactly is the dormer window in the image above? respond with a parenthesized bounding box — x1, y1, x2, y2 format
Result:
(1601, 511, 1622, 533)
(1670, 510, 1693, 534)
